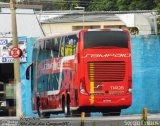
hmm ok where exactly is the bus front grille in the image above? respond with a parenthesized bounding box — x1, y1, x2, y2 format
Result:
(88, 61, 125, 82)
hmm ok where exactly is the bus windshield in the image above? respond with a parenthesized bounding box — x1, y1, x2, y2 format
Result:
(84, 30, 128, 49)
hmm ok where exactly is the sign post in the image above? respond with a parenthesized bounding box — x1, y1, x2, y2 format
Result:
(9, 47, 22, 58)
(10, 0, 23, 116)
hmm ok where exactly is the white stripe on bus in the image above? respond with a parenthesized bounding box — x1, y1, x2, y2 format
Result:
(47, 55, 75, 95)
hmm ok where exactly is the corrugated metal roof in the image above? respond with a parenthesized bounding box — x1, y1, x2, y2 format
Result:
(42, 14, 119, 23)
(0, 8, 44, 37)
(37, 10, 157, 24)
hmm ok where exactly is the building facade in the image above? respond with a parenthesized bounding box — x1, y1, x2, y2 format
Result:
(0, 7, 43, 116)
(37, 11, 126, 35)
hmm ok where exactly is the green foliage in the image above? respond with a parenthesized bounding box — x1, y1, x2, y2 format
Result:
(87, 0, 157, 11)
(1, 0, 159, 33)
(0, 0, 10, 2)
(154, 0, 160, 34)
(30, 0, 79, 11)
(62, 0, 79, 10)
(155, 0, 160, 12)
(128, 27, 139, 35)
(116, 0, 132, 11)
(88, 0, 118, 11)
(7, 0, 159, 12)
(86, 0, 160, 33)
(128, 0, 156, 10)
(157, 17, 160, 34)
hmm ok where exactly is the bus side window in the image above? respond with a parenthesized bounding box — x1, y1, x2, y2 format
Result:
(45, 39, 52, 59)
(64, 36, 74, 56)
(60, 37, 65, 57)
(72, 35, 78, 55)
(38, 40, 45, 61)
(50, 39, 55, 58)
(64, 35, 78, 56)
(53, 38, 59, 58)
(45, 39, 51, 50)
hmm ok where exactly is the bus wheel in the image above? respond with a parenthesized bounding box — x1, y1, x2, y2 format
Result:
(63, 98, 71, 117)
(37, 101, 50, 118)
(66, 98, 71, 116)
(62, 98, 67, 116)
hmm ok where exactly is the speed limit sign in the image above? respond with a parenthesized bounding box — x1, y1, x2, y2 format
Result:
(9, 47, 22, 58)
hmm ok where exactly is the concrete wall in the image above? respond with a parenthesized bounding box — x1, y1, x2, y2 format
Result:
(122, 35, 160, 114)
(20, 38, 37, 117)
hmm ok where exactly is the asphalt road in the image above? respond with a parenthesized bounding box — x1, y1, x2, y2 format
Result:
(0, 114, 160, 126)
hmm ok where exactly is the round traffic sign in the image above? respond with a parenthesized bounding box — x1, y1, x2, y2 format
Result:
(9, 47, 22, 58)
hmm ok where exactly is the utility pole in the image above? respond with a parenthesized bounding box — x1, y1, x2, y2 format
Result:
(10, 0, 23, 116)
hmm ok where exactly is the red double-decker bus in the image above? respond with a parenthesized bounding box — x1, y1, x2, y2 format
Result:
(26, 29, 132, 117)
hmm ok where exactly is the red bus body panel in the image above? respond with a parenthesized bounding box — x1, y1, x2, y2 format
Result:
(30, 29, 132, 115)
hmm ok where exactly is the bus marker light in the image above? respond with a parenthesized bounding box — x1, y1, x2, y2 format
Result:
(128, 88, 132, 93)
(103, 99, 111, 102)
(121, 98, 126, 101)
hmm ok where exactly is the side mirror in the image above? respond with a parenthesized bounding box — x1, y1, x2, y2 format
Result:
(26, 63, 33, 80)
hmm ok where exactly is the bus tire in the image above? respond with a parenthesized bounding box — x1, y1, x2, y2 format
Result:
(37, 101, 50, 118)
(62, 97, 66, 115)
(67, 98, 72, 116)
(62, 96, 71, 117)
(66, 97, 71, 117)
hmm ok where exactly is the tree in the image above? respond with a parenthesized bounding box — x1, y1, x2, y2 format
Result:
(128, 0, 156, 10)
(62, 0, 79, 10)
(88, 0, 118, 11)
(87, 0, 157, 11)
(0, 0, 10, 2)
(154, 0, 160, 33)
(116, 0, 132, 11)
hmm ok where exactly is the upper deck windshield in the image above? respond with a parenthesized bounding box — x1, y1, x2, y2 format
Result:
(84, 30, 129, 49)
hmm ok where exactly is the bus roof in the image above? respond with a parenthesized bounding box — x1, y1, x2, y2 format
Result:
(37, 30, 80, 41)
(36, 28, 127, 42)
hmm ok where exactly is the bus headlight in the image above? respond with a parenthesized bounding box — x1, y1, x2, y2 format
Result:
(128, 88, 132, 93)
(80, 89, 87, 94)
(80, 80, 88, 95)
